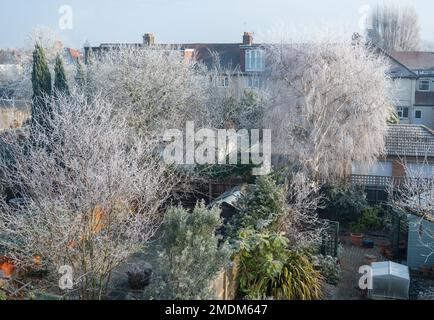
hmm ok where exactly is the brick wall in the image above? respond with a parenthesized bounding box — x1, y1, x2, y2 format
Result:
(392, 159, 406, 177)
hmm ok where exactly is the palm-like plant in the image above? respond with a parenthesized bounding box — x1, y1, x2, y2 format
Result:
(238, 230, 323, 300)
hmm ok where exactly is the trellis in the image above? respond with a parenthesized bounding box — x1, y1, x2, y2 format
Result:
(320, 219, 339, 257)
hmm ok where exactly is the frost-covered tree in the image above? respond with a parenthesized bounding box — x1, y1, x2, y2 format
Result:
(85, 46, 209, 136)
(86, 46, 265, 136)
(11, 27, 68, 100)
(0, 92, 182, 299)
(31, 44, 52, 133)
(281, 172, 325, 248)
(367, 3, 421, 52)
(389, 161, 434, 260)
(263, 34, 394, 181)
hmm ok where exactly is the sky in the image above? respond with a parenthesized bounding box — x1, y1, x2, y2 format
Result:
(1, 0, 434, 49)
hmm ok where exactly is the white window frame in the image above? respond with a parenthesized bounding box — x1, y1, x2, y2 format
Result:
(418, 79, 430, 91)
(414, 109, 422, 119)
(245, 49, 265, 72)
(245, 76, 261, 89)
(396, 106, 409, 119)
(217, 75, 229, 88)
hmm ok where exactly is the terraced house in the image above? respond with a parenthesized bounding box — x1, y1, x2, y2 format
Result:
(84, 32, 265, 94)
(390, 51, 434, 130)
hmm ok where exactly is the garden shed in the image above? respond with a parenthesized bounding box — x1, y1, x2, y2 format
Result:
(406, 190, 434, 270)
(407, 214, 434, 269)
(208, 185, 244, 223)
(368, 261, 410, 300)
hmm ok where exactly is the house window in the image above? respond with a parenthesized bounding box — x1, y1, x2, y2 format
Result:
(245, 49, 265, 72)
(245, 76, 261, 89)
(217, 76, 229, 87)
(396, 107, 409, 119)
(418, 79, 430, 91)
(415, 110, 422, 119)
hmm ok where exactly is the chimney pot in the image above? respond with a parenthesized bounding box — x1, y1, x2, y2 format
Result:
(243, 32, 253, 45)
(143, 33, 155, 46)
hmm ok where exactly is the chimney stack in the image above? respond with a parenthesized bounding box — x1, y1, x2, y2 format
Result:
(143, 33, 155, 46)
(242, 32, 253, 45)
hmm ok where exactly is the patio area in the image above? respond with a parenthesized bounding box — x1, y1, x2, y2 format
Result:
(334, 235, 386, 300)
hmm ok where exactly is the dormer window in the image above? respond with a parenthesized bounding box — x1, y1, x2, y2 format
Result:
(418, 79, 430, 91)
(245, 49, 265, 72)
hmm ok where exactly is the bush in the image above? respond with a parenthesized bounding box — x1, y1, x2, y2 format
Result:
(349, 206, 383, 233)
(195, 159, 257, 183)
(312, 255, 341, 285)
(228, 175, 287, 238)
(237, 230, 323, 300)
(126, 266, 152, 290)
(320, 184, 368, 226)
(145, 202, 230, 299)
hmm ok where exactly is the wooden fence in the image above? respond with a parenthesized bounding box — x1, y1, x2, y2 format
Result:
(211, 256, 240, 300)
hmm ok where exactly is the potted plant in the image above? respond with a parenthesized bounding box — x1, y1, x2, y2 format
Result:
(350, 222, 364, 247)
(422, 265, 431, 277)
(378, 241, 388, 254)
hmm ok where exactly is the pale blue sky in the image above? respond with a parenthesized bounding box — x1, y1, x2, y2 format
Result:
(1, 0, 434, 49)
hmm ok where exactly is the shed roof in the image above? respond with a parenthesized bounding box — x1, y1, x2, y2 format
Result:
(385, 125, 434, 158)
(371, 261, 409, 280)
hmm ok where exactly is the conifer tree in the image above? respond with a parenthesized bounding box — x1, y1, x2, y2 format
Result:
(31, 44, 52, 131)
(54, 54, 69, 95)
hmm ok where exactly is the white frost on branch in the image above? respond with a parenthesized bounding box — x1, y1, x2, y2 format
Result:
(263, 34, 394, 181)
(0, 93, 182, 299)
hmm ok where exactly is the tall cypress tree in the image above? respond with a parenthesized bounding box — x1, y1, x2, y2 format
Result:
(75, 57, 85, 89)
(54, 54, 69, 96)
(31, 44, 52, 131)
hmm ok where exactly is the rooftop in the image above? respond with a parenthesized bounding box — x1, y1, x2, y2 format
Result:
(86, 32, 261, 71)
(390, 51, 434, 71)
(385, 124, 434, 157)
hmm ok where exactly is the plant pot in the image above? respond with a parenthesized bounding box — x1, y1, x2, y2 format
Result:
(378, 241, 387, 253)
(0, 259, 15, 278)
(351, 233, 364, 247)
(422, 266, 430, 276)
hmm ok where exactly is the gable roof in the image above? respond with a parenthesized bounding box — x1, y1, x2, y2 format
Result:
(386, 124, 434, 157)
(390, 51, 434, 71)
(87, 42, 246, 71)
(386, 56, 418, 79)
(372, 46, 417, 79)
